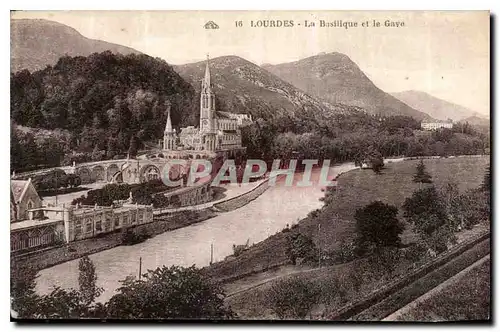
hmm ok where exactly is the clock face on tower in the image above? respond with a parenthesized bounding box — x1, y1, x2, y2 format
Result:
(202, 119, 208, 127)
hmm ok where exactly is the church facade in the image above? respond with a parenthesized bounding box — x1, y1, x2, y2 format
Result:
(162, 56, 249, 157)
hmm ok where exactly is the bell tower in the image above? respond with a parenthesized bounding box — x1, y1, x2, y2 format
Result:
(163, 105, 177, 150)
(200, 54, 215, 133)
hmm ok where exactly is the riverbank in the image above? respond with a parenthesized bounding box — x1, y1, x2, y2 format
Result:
(201, 163, 359, 283)
(12, 209, 217, 272)
(13, 176, 274, 273)
(34, 164, 347, 301)
(203, 155, 489, 284)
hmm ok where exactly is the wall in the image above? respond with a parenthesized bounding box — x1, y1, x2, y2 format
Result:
(213, 178, 270, 212)
(11, 221, 64, 253)
(328, 231, 490, 320)
(160, 181, 213, 208)
(11, 209, 216, 272)
(69, 206, 153, 242)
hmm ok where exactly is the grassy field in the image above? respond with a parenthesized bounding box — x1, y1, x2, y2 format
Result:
(299, 156, 490, 252)
(395, 256, 490, 321)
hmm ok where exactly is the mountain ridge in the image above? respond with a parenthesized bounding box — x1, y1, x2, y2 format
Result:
(11, 18, 142, 73)
(262, 52, 430, 121)
(173, 55, 352, 121)
(391, 90, 487, 122)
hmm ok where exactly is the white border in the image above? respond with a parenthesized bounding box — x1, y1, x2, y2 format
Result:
(2, 1, 497, 331)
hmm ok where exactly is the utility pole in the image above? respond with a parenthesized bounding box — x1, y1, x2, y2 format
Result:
(210, 243, 214, 265)
(318, 223, 321, 268)
(138, 257, 142, 280)
(55, 172, 58, 206)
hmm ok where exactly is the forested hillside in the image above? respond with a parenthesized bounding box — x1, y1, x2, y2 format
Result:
(242, 110, 490, 164)
(11, 52, 198, 170)
(10, 52, 490, 172)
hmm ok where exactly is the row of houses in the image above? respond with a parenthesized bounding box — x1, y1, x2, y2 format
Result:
(10, 179, 153, 253)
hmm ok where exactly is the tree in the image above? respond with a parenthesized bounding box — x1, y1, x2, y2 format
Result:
(482, 164, 491, 192)
(424, 224, 456, 254)
(265, 276, 320, 319)
(20, 133, 39, 169)
(128, 135, 139, 158)
(35, 287, 93, 319)
(11, 265, 39, 319)
(371, 156, 384, 174)
(91, 145, 104, 161)
(402, 186, 447, 236)
(285, 233, 318, 265)
(354, 201, 404, 252)
(413, 160, 432, 184)
(105, 265, 233, 319)
(78, 256, 103, 306)
(106, 138, 119, 160)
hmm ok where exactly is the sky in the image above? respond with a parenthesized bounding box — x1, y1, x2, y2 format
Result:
(11, 10, 490, 115)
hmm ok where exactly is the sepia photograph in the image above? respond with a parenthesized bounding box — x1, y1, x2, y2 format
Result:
(9, 10, 491, 322)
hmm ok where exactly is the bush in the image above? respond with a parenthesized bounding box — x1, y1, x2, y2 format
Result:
(355, 201, 404, 253)
(424, 226, 457, 254)
(402, 186, 447, 236)
(285, 233, 318, 265)
(265, 276, 321, 319)
(121, 228, 150, 245)
(33, 170, 81, 192)
(318, 276, 345, 306)
(448, 189, 490, 230)
(366, 246, 402, 277)
(333, 240, 357, 263)
(72, 183, 131, 206)
(106, 265, 234, 319)
(403, 242, 429, 264)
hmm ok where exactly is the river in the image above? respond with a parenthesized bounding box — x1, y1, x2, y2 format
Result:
(36, 162, 359, 302)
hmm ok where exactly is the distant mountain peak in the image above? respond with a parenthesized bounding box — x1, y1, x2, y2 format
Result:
(391, 90, 483, 122)
(263, 53, 429, 120)
(11, 18, 141, 73)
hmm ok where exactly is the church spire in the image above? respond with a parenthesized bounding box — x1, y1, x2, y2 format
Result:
(203, 54, 211, 89)
(165, 106, 173, 133)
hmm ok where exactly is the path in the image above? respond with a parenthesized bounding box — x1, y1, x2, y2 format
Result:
(225, 265, 321, 298)
(382, 254, 491, 321)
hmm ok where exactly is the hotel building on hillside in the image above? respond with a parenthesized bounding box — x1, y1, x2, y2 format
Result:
(421, 119, 454, 131)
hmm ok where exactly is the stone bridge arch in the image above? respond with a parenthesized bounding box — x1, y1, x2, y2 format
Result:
(106, 164, 120, 182)
(139, 164, 162, 183)
(91, 165, 106, 182)
(77, 167, 92, 184)
(167, 162, 188, 182)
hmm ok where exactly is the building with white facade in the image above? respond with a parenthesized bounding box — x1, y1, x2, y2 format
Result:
(421, 119, 454, 130)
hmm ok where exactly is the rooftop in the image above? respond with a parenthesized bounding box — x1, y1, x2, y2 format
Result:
(11, 218, 61, 231)
(421, 119, 453, 124)
(11, 179, 30, 202)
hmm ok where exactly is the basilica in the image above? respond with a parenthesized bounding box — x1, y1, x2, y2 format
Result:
(162, 56, 250, 157)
